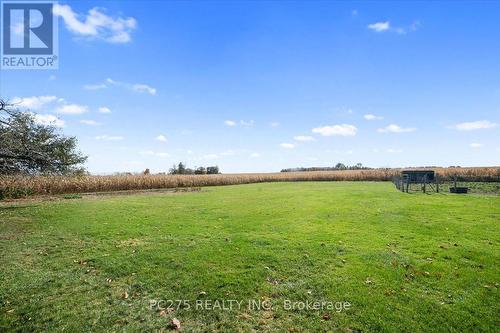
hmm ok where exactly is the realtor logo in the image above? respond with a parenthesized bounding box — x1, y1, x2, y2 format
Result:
(1, 1, 58, 69)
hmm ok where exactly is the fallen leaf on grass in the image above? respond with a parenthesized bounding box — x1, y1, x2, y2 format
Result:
(170, 318, 181, 330)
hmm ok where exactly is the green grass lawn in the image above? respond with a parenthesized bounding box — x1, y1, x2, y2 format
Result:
(1, 182, 499, 332)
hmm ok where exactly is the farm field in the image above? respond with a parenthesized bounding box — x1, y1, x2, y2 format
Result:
(1, 182, 499, 332)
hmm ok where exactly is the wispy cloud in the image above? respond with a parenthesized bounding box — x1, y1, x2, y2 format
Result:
(132, 84, 157, 95)
(387, 148, 403, 153)
(294, 135, 316, 142)
(240, 120, 255, 127)
(83, 78, 157, 95)
(312, 124, 357, 136)
(53, 4, 137, 43)
(280, 143, 295, 149)
(220, 150, 236, 156)
(469, 143, 483, 148)
(202, 154, 219, 160)
(95, 135, 124, 141)
(98, 107, 112, 114)
(377, 124, 416, 133)
(449, 120, 498, 131)
(156, 135, 167, 142)
(395, 21, 420, 35)
(56, 104, 88, 115)
(140, 150, 170, 158)
(270, 122, 280, 128)
(368, 20, 420, 34)
(250, 152, 261, 158)
(368, 21, 390, 32)
(11, 95, 57, 110)
(83, 83, 107, 90)
(34, 114, 65, 127)
(364, 114, 383, 120)
(224, 120, 254, 127)
(80, 119, 102, 126)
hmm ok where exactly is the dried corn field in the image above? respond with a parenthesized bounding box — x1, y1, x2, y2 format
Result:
(1, 167, 499, 199)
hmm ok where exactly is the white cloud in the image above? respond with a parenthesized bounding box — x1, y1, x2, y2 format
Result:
(132, 84, 156, 95)
(98, 106, 112, 113)
(377, 124, 416, 133)
(156, 135, 167, 142)
(368, 21, 390, 32)
(387, 148, 403, 153)
(11, 96, 57, 110)
(53, 4, 137, 44)
(250, 153, 260, 158)
(364, 114, 383, 120)
(240, 120, 255, 127)
(83, 78, 157, 95)
(270, 122, 280, 127)
(95, 135, 124, 141)
(223, 120, 254, 127)
(84, 83, 107, 90)
(140, 150, 170, 158)
(280, 143, 295, 149)
(449, 120, 498, 131)
(368, 20, 419, 34)
(80, 119, 102, 126)
(294, 135, 316, 142)
(312, 124, 357, 136)
(220, 150, 236, 156)
(395, 21, 420, 35)
(469, 143, 483, 148)
(56, 104, 88, 115)
(34, 114, 65, 127)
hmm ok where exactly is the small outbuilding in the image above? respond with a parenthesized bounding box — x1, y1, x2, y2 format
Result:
(401, 170, 435, 183)
(394, 170, 439, 193)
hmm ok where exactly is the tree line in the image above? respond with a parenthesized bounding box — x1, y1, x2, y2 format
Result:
(281, 163, 371, 173)
(168, 162, 219, 175)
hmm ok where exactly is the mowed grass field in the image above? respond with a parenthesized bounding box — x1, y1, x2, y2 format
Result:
(1, 182, 499, 332)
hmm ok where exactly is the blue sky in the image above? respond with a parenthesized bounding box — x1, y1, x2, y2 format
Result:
(1, 0, 499, 173)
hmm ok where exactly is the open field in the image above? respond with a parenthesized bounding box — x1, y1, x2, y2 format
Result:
(1, 182, 499, 332)
(1, 167, 499, 198)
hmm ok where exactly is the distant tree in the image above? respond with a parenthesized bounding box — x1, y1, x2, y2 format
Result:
(169, 163, 178, 174)
(206, 166, 219, 174)
(143, 168, 150, 175)
(335, 163, 346, 170)
(177, 162, 186, 174)
(0, 99, 87, 175)
(169, 163, 219, 175)
(195, 167, 207, 175)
